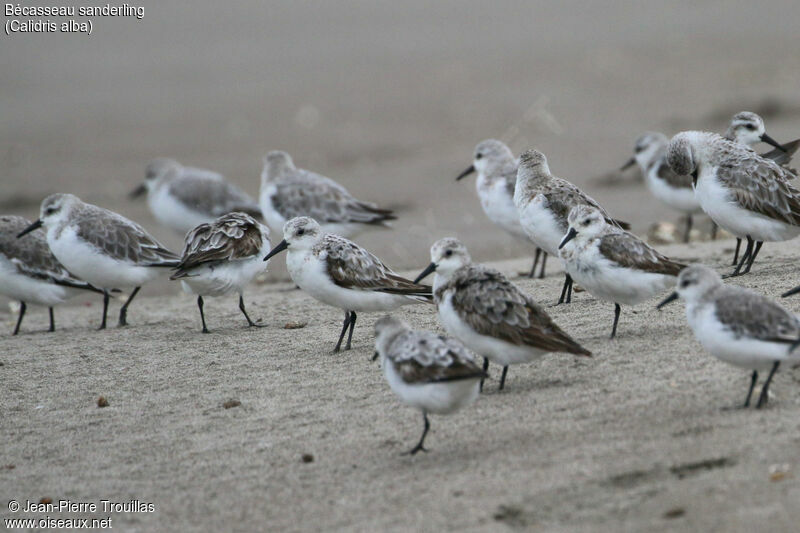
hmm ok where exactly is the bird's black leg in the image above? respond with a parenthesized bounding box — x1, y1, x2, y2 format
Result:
(557, 274, 573, 305)
(732, 238, 741, 266)
(198, 296, 209, 333)
(345, 311, 357, 350)
(480, 357, 489, 392)
(528, 248, 541, 278)
(729, 237, 753, 277)
(538, 251, 548, 279)
(742, 241, 763, 275)
(99, 291, 109, 330)
(756, 361, 780, 409)
(710, 221, 718, 240)
(403, 411, 430, 455)
(118, 286, 141, 327)
(566, 275, 573, 303)
(683, 214, 693, 243)
(48, 307, 55, 332)
(333, 311, 352, 353)
(12, 301, 26, 335)
(239, 294, 264, 328)
(610, 303, 621, 339)
(743, 370, 758, 408)
(499, 366, 509, 391)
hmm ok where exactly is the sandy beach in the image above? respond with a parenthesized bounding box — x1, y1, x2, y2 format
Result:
(2, 1, 800, 531)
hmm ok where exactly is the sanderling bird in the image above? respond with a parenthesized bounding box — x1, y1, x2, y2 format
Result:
(514, 149, 629, 305)
(621, 132, 706, 243)
(373, 315, 486, 455)
(259, 151, 395, 239)
(413, 238, 590, 391)
(170, 212, 271, 333)
(559, 205, 685, 338)
(262, 217, 431, 352)
(724, 111, 798, 169)
(725, 112, 799, 263)
(658, 265, 800, 408)
(130, 158, 262, 235)
(1, 215, 103, 334)
(456, 139, 547, 278)
(667, 131, 800, 276)
(17, 194, 179, 329)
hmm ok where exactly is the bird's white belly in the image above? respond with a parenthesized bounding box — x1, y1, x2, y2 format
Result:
(688, 304, 799, 370)
(695, 174, 800, 241)
(645, 171, 700, 213)
(479, 179, 529, 242)
(437, 292, 545, 366)
(259, 185, 289, 236)
(0, 255, 74, 306)
(562, 245, 675, 306)
(48, 226, 160, 289)
(179, 256, 265, 297)
(518, 200, 565, 256)
(286, 251, 413, 312)
(149, 186, 211, 235)
(383, 358, 480, 415)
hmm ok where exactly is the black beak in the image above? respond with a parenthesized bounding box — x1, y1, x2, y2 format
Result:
(691, 169, 699, 187)
(263, 239, 288, 261)
(372, 351, 379, 362)
(620, 157, 636, 171)
(761, 133, 786, 152)
(558, 228, 577, 250)
(656, 292, 679, 310)
(17, 219, 42, 238)
(781, 285, 800, 298)
(413, 262, 437, 284)
(455, 165, 475, 181)
(129, 183, 147, 199)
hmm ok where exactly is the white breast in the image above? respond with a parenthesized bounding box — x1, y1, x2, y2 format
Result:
(179, 254, 265, 297)
(517, 195, 565, 256)
(644, 168, 700, 214)
(0, 254, 76, 306)
(477, 176, 529, 241)
(383, 358, 480, 415)
(149, 186, 212, 235)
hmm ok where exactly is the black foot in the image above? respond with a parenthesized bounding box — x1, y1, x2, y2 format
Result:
(402, 444, 428, 456)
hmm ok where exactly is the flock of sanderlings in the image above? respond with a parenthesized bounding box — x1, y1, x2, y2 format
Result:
(3, 111, 800, 454)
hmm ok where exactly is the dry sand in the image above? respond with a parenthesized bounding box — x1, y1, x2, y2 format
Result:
(2, 238, 800, 532)
(3, 1, 800, 531)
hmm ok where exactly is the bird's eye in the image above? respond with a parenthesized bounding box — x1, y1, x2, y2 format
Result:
(475, 153, 483, 160)
(582, 219, 591, 226)
(680, 280, 690, 288)
(745, 124, 756, 131)
(45, 208, 56, 215)
(445, 250, 453, 257)
(634, 145, 645, 153)
(297, 228, 305, 236)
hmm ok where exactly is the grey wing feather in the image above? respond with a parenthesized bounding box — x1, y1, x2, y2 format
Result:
(717, 154, 800, 225)
(272, 170, 395, 225)
(714, 287, 800, 343)
(442, 265, 590, 354)
(75, 207, 179, 266)
(171, 213, 266, 278)
(388, 330, 486, 384)
(169, 176, 262, 220)
(546, 178, 628, 229)
(598, 232, 685, 276)
(0, 215, 99, 291)
(322, 235, 431, 299)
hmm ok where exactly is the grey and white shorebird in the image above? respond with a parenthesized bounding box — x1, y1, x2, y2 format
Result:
(17, 194, 180, 329)
(658, 265, 800, 408)
(724, 111, 799, 170)
(559, 205, 686, 339)
(373, 315, 486, 455)
(724, 112, 798, 264)
(413, 238, 590, 391)
(262, 217, 431, 352)
(259, 151, 395, 239)
(514, 149, 629, 305)
(455, 139, 547, 278)
(667, 131, 800, 276)
(170, 212, 271, 333)
(130, 158, 262, 235)
(1, 215, 103, 334)
(621, 132, 706, 243)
